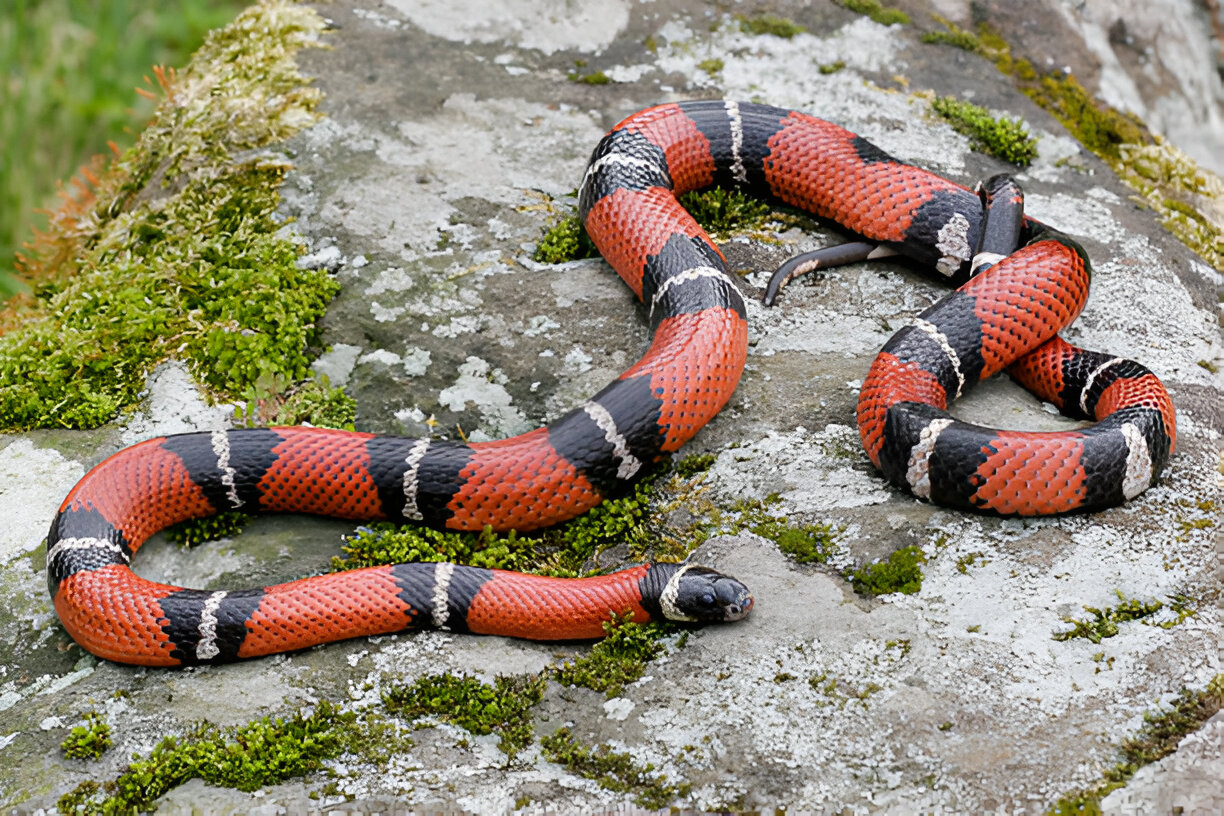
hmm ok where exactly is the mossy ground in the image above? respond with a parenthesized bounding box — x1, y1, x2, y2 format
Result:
(847, 545, 925, 596)
(832, 0, 909, 27)
(382, 673, 545, 759)
(734, 12, 807, 39)
(60, 713, 112, 762)
(929, 96, 1037, 166)
(540, 727, 691, 809)
(0, 0, 333, 431)
(1048, 674, 1224, 814)
(1052, 590, 1195, 643)
(552, 613, 679, 698)
(57, 701, 357, 814)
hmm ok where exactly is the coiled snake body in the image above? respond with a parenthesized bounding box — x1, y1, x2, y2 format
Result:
(47, 101, 1174, 666)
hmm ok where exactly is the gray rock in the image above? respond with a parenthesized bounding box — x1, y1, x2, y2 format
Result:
(2, 1, 1220, 814)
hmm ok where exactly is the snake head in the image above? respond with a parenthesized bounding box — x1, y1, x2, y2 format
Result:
(655, 564, 753, 624)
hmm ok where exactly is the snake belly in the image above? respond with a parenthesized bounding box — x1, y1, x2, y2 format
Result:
(46, 100, 1174, 666)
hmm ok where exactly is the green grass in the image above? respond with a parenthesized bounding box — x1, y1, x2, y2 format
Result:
(0, 0, 245, 296)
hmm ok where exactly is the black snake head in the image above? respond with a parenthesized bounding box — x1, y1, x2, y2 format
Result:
(655, 564, 753, 624)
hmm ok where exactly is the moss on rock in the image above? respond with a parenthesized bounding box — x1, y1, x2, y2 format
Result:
(0, 0, 333, 430)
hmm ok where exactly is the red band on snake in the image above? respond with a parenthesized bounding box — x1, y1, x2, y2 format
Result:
(47, 100, 1174, 666)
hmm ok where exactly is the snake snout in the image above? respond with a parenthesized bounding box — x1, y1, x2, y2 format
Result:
(714, 576, 754, 622)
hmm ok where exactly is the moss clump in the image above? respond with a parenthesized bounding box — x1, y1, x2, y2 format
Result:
(849, 545, 925, 596)
(727, 495, 840, 564)
(0, 1, 333, 430)
(332, 467, 666, 577)
(673, 452, 716, 479)
(1048, 674, 1224, 814)
(819, 60, 846, 75)
(61, 712, 112, 761)
(955, 551, 988, 574)
(921, 15, 981, 51)
(735, 13, 807, 38)
(58, 700, 355, 814)
(552, 613, 676, 698)
(1021, 68, 1147, 162)
(832, 0, 909, 26)
(237, 378, 357, 430)
(382, 673, 545, 758)
(1053, 590, 1195, 643)
(930, 96, 1038, 166)
(540, 727, 691, 809)
(568, 70, 611, 85)
(164, 510, 251, 547)
(332, 522, 540, 574)
(678, 188, 773, 238)
(1115, 141, 1224, 273)
(532, 214, 599, 264)
(697, 58, 724, 75)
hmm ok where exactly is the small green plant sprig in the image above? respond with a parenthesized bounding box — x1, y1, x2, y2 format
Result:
(382, 673, 545, 758)
(61, 712, 112, 761)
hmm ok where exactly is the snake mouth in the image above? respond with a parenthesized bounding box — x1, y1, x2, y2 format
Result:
(722, 592, 754, 622)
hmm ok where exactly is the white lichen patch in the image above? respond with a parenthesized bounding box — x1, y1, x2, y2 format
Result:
(311, 343, 363, 387)
(119, 362, 235, 446)
(705, 425, 891, 514)
(383, 0, 629, 55)
(0, 441, 84, 563)
(436, 356, 532, 440)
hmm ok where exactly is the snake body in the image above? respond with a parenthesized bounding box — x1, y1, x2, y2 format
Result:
(46, 100, 1174, 666)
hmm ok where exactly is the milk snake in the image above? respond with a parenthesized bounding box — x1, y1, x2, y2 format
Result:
(47, 100, 1174, 666)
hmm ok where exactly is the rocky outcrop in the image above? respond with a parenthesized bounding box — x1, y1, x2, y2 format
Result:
(1, 1, 1220, 813)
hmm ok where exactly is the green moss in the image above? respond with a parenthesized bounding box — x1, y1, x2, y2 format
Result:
(164, 510, 250, 547)
(955, 551, 988, 574)
(735, 13, 807, 38)
(697, 58, 724, 75)
(250, 378, 357, 430)
(1048, 675, 1224, 814)
(61, 712, 112, 761)
(382, 673, 545, 758)
(763, 521, 838, 564)
(806, 672, 883, 708)
(569, 70, 611, 85)
(930, 96, 1038, 166)
(0, 1, 332, 430)
(704, 494, 841, 565)
(677, 188, 773, 238)
(1053, 590, 1195, 643)
(532, 214, 599, 264)
(552, 613, 675, 698)
(540, 727, 691, 809)
(332, 467, 667, 577)
(58, 700, 355, 814)
(848, 545, 925, 596)
(332, 522, 541, 574)
(1115, 141, 1224, 273)
(921, 15, 981, 51)
(832, 0, 909, 26)
(673, 452, 716, 479)
(1023, 69, 1147, 161)
(818, 60, 846, 75)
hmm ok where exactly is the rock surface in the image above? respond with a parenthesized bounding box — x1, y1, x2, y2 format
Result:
(1, 1, 1221, 814)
